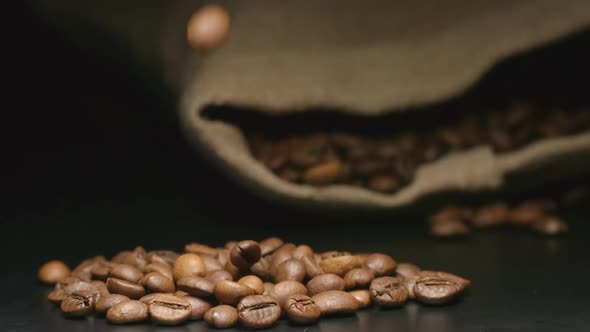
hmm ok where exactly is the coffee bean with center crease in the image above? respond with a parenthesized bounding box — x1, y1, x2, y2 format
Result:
(38, 260, 71, 284)
(364, 253, 397, 276)
(173, 253, 206, 280)
(148, 293, 192, 325)
(274, 258, 306, 283)
(60, 290, 97, 316)
(177, 276, 215, 297)
(106, 300, 148, 324)
(214, 280, 256, 306)
(306, 274, 345, 296)
(205, 305, 238, 329)
(230, 240, 261, 270)
(106, 278, 146, 300)
(285, 294, 321, 324)
(413, 271, 469, 304)
(238, 295, 281, 329)
(96, 294, 130, 314)
(311, 290, 359, 316)
(349, 290, 371, 308)
(344, 268, 375, 290)
(141, 272, 176, 293)
(369, 276, 409, 307)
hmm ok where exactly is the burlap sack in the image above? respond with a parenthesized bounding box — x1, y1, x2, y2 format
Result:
(178, 0, 590, 210)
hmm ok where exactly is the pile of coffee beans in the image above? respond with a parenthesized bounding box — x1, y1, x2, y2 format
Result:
(428, 200, 568, 237)
(247, 103, 590, 193)
(40, 238, 470, 328)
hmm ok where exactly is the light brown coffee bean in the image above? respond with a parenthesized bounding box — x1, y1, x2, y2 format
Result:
(206, 269, 233, 285)
(143, 263, 174, 281)
(301, 255, 324, 279)
(179, 295, 213, 320)
(249, 256, 271, 280)
(414, 272, 467, 305)
(205, 305, 238, 329)
(395, 263, 421, 279)
(306, 274, 345, 296)
(110, 264, 143, 284)
(349, 290, 371, 308)
(90, 280, 109, 297)
(238, 275, 264, 295)
(293, 245, 314, 260)
(141, 272, 175, 293)
(274, 258, 306, 283)
(364, 253, 397, 276)
(311, 290, 359, 316)
(38, 260, 71, 284)
(173, 253, 206, 280)
(106, 300, 148, 324)
(148, 293, 192, 325)
(96, 294, 130, 314)
(187, 4, 231, 50)
(263, 282, 274, 296)
(214, 280, 256, 306)
(201, 255, 223, 272)
(344, 268, 375, 290)
(319, 255, 363, 276)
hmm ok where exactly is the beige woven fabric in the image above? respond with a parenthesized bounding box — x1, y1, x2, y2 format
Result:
(180, 0, 590, 209)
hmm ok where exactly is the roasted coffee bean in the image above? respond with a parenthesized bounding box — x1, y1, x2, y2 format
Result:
(91, 263, 111, 281)
(413, 272, 467, 305)
(139, 292, 163, 305)
(230, 240, 262, 270)
(185, 242, 219, 257)
(38, 260, 71, 284)
(311, 290, 359, 316)
(349, 290, 371, 309)
(269, 244, 296, 275)
(395, 263, 421, 279)
(205, 305, 238, 329)
(320, 250, 351, 259)
(177, 276, 214, 297)
(238, 275, 265, 295)
(364, 253, 397, 276)
(263, 282, 274, 296)
(71, 257, 101, 281)
(60, 290, 97, 316)
(418, 271, 471, 288)
(214, 280, 256, 306)
(173, 253, 206, 280)
(301, 255, 324, 279)
(110, 264, 143, 284)
(63, 280, 100, 297)
(48, 288, 65, 304)
(293, 245, 314, 260)
(141, 272, 175, 293)
(224, 260, 242, 280)
(206, 269, 234, 284)
(531, 216, 569, 235)
(96, 294, 130, 314)
(259, 237, 284, 256)
(106, 278, 146, 300)
(509, 202, 545, 225)
(237, 295, 281, 329)
(106, 300, 148, 324)
(269, 280, 308, 310)
(285, 294, 321, 324)
(250, 256, 272, 280)
(319, 255, 363, 276)
(148, 293, 192, 325)
(274, 258, 306, 283)
(201, 255, 223, 272)
(90, 280, 110, 296)
(147, 250, 178, 266)
(143, 263, 174, 281)
(344, 268, 375, 290)
(306, 274, 345, 296)
(369, 277, 409, 307)
(404, 276, 419, 299)
(303, 159, 342, 185)
(179, 295, 213, 320)
(471, 203, 510, 228)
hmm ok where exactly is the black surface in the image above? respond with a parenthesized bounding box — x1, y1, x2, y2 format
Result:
(3, 3, 590, 332)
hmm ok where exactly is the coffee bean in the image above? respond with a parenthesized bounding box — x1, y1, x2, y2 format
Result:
(395, 263, 421, 279)
(293, 245, 314, 260)
(319, 255, 363, 276)
(348, 290, 371, 308)
(311, 290, 359, 316)
(63, 280, 100, 297)
(230, 240, 261, 270)
(60, 290, 97, 316)
(110, 264, 143, 284)
(306, 274, 345, 296)
(259, 237, 284, 256)
(404, 276, 419, 299)
(177, 276, 215, 297)
(179, 295, 213, 320)
(344, 268, 375, 290)
(364, 253, 397, 276)
(301, 255, 324, 279)
(96, 294, 129, 314)
(147, 250, 178, 266)
(413, 271, 468, 304)
(285, 294, 321, 324)
(250, 256, 272, 280)
(303, 159, 342, 185)
(148, 293, 192, 325)
(263, 282, 274, 296)
(206, 269, 233, 285)
(173, 253, 206, 280)
(269, 280, 308, 310)
(90, 280, 110, 296)
(508, 202, 545, 225)
(237, 295, 281, 328)
(106, 300, 148, 324)
(142, 272, 175, 293)
(91, 263, 111, 281)
(471, 203, 509, 228)
(38, 260, 71, 284)
(138, 293, 163, 305)
(184, 242, 219, 257)
(48, 288, 65, 304)
(106, 278, 146, 300)
(531, 216, 569, 235)
(238, 275, 265, 295)
(143, 263, 174, 281)
(186, 4, 231, 50)
(205, 305, 238, 329)
(274, 258, 306, 282)
(369, 277, 409, 307)
(214, 280, 256, 306)
(201, 255, 223, 272)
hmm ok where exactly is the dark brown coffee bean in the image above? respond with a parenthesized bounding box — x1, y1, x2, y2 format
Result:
(179, 295, 213, 320)
(274, 258, 306, 283)
(369, 277, 409, 307)
(395, 263, 421, 279)
(38, 260, 71, 284)
(177, 276, 215, 297)
(301, 255, 324, 279)
(60, 290, 97, 316)
(303, 159, 342, 185)
(205, 305, 238, 329)
(143, 263, 174, 281)
(237, 295, 281, 329)
(319, 255, 363, 276)
(148, 293, 192, 325)
(311, 290, 359, 316)
(471, 203, 509, 228)
(173, 253, 206, 280)
(106, 278, 146, 300)
(418, 271, 471, 288)
(95, 294, 130, 314)
(349, 290, 371, 309)
(306, 274, 345, 296)
(184, 242, 219, 257)
(106, 300, 148, 324)
(364, 253, 397, 276)
(110, 264, 143, 284)
(214, 280, 256, 306)
(344, 268, 375, 290)
(238, 275, 264, 295)
(531, 216, 569, 235)
(269, 280, 308, 310)
(141, 272, 175, 293)
(285, 294, 321, 324)
(414, 272, 467, 305)
(230, 240, 261, 270)
(206, 269, 234, 285)
(259, 237, 284, 256)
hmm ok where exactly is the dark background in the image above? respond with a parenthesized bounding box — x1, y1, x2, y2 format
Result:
(3, 2, 590, 331)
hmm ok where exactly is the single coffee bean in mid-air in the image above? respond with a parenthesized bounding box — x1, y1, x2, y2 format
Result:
(285, 294, 321, 324)
(237, 295, 281, 329)
(204, 305, 239, 329)
(369, 276, 409, 307)
(230, 240, 262, 270)
(106, 300, 149, 324)
(148, 293, 192, 325)
(38, 260, 71, 284)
